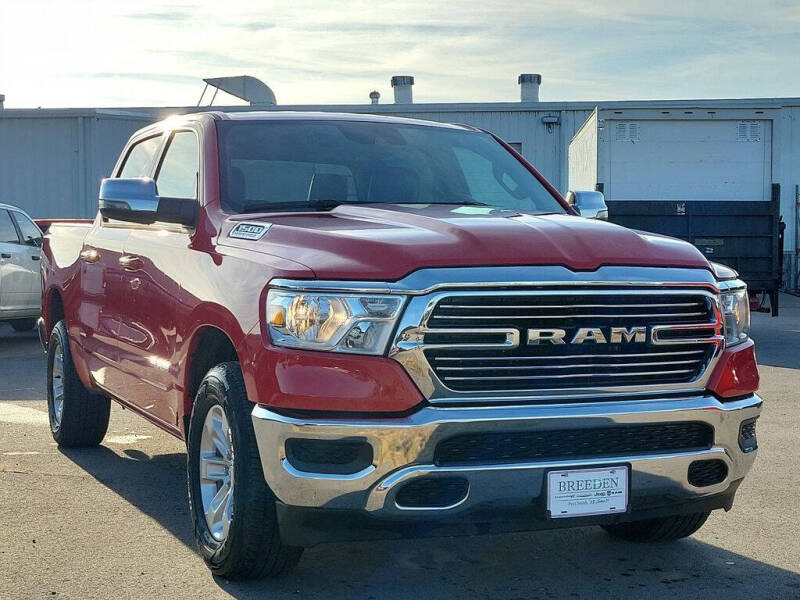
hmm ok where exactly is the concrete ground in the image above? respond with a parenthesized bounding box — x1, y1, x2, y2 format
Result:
(2, 296, 799, 600)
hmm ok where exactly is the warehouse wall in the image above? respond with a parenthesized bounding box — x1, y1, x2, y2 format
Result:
(0, 113, 148, 218)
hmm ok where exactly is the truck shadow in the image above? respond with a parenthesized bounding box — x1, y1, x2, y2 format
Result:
(60, 445, 800, 600)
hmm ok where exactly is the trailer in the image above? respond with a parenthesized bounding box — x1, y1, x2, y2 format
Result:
(569, 108, 782, 315)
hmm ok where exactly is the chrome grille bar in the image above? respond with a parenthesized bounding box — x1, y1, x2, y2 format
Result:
(442, 369, 698, 382)
(432, 349, 706, 361)
(436, 359, 702, 371)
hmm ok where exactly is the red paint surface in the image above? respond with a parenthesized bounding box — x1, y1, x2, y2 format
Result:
(251, 346, 425, 413)
(39, 112, 724, 439)
(706, 339, 760, 399)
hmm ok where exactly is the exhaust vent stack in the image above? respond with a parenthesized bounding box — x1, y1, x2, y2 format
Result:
(0, 94, 4, 109)
(369, 90, 380, 105)
(391, 75, 414, 104)
(519, 73, 541, 102)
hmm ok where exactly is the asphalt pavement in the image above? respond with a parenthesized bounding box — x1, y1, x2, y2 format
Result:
(2, 295, 799, 599)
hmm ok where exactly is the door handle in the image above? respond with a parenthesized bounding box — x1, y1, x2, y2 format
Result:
(0, 253, 10, 259)
(31, 255, 40, 261)
(119, 255, 143, 271)
(80, 247, 100, 263)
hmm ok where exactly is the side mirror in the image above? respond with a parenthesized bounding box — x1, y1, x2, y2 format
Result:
(99, 178, 160, 224)
(566, 190, 608, 220)
(98, 178, 196, 227)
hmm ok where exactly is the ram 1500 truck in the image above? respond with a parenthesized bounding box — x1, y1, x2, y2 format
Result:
(39, 112, 761, 580)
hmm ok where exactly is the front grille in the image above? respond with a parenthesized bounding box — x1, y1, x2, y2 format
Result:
(424, 291, 717, 394)
(434, 422, 714, 466)
(688, 459, 728, 487)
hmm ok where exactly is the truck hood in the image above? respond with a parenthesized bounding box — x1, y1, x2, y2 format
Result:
(220, 204, 710, 280)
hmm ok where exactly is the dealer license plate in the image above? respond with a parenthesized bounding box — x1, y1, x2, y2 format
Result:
(547, 466, 629, 519)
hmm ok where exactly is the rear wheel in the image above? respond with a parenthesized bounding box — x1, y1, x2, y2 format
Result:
(46, 320, 110, 447)
(187, 362, 302, 580)
(602, 511, 711, 542)
(11, 318, 36, 332)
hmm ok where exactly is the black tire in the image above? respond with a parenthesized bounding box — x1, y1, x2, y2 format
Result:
(46, 320, 110, 447)
(11, 318, 36, 332)
(187, 362, 302, 580)
(602, 511, 711, 542)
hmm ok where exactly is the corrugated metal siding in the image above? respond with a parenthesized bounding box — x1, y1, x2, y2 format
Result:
(85, 117, 149, 215)
(0, 118, 79, 218)
(0, 115, 146, 218)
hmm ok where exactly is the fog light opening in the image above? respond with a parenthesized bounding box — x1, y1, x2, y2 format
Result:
(738, 417, 758, 453)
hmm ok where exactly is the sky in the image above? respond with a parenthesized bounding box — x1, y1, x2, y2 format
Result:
(1, 0, 800, 108)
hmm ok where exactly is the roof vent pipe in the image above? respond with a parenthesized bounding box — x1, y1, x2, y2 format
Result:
(518, 74, 541, 102)
(369, 90, 380, 105)
(391, 75, 414, 104)
(0, 94, 4, 109)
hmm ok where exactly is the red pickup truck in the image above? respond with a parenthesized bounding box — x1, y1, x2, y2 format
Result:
(39, 111, 761, 580)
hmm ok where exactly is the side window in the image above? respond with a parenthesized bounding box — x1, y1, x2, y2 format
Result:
(119, 136, 162, 178)
(156, 131, 199, 199)
(11, 211, 43, 246)
(0, 210, 20, 244)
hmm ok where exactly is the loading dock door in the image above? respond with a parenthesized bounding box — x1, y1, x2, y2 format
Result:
(606, 119, 772, 202)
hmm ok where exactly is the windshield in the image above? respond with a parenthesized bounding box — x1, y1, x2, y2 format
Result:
(216, 120, 565, 215)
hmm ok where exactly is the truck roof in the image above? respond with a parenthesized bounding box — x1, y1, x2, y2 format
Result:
(212, 110, 472, 130)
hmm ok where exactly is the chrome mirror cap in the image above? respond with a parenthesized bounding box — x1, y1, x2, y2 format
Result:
(98, 177, 160, 224)
(566, 190, 608, 220)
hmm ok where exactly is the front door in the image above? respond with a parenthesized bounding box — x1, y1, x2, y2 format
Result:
(115, 129, 200, 429)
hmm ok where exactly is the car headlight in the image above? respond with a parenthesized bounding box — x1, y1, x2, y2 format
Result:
(720, 287, 750, 346)
(266, 289, 405, 354)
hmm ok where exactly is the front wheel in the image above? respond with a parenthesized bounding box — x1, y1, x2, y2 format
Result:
(46, 320, 110, 447)
(602, 511, 711, 542)
(187, 362, 302, 580)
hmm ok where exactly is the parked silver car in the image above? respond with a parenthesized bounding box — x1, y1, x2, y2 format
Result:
(0, 203, 42, 331)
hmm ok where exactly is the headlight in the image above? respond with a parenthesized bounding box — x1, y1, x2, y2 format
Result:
(266, 289, 404, 354)
(720, 287, 750, 346)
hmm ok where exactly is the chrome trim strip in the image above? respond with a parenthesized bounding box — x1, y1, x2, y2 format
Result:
(280, 458, 376, 481)
(270, 266, 721, 296)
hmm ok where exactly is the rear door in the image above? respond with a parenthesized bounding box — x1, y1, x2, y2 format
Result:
(0, 209, 38, 317)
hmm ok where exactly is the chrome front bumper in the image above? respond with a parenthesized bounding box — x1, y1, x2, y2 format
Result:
(251, 394, 761, 518)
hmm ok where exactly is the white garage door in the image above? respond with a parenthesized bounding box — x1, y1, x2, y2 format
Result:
(607, 119, 772, 202)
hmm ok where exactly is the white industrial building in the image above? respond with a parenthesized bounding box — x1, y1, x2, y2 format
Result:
(0, 75, 798, 290)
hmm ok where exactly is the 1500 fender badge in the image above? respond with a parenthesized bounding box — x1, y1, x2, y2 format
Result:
(229, 222, 271, 240)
